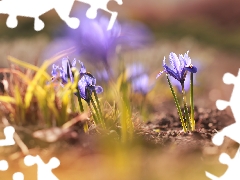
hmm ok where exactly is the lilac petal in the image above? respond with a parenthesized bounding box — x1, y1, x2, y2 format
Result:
(164, 65, 180, 81)
(184, 66, 197, 73)
(59, 67, 68, 84)
(79, 61, 86, 73)
(156, 70, 165, 79)
(95, 86, 103, 94)
(72, 58, 76, 67)
(78, 77, 88, 99)
(178, 54, 185, 70)
(170, 76, 182, 92)
(132, 74, 150, 94)
(184, 51, 192, 67)
(169, 52, 180, 73)
(84, 73, 96, 86)
(184, 80, 190, 91)
(163, 56, 166, 66)
(62, 58, 69, 74)
(51, 64, 58, 77)
(180, 68, 187, 82)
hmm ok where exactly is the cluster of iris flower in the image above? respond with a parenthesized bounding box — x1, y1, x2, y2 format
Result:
(156, 51, 197, 132)
(51, 57, 103, 103)
(51, 57, 106, 128)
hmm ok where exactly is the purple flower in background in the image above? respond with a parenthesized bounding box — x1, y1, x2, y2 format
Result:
(126, 63, 153, 95)
(51, 58, 103, 102)
(96, 69, 110, 82)
(132, 74, 152, 95)
(156, 51, 197, 85)
(48, 8, 152, 69)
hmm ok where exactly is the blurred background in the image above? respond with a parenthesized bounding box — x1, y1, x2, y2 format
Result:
(0, 0, 239, 109)
(0, 1, 239, 179)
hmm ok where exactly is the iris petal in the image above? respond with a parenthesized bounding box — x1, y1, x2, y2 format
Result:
(184, 51, 192, 67)
(164, 65, 180, 81)
(156, 70, 165, 79)
(169, 52, 181, 73)
(184, 66, 197, 73)
(79, 61, 86, 74)
(51, 64, 58, 77)
(95, 86, 103, 94)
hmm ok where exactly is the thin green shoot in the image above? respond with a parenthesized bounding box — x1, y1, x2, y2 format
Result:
(190, 72, 195, 131)
(76, 89, 84, 112)
(181, 84, 191, 130)
(93, 89, 106, 129)
(166, 74, 187, 132)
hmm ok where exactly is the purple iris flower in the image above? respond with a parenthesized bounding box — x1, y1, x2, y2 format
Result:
(78, 64, 103, 102)
(59, 9, 152, 69)
(51, 58, 103, 102)
(156, 51, 197, 85)
(126, 63, 153, 95)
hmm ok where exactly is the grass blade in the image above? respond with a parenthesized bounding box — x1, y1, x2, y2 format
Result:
(0, 96, 16, 103)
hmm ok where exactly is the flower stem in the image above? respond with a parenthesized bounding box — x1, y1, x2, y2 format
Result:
(87, 102, 98, 124)
(166, 75, 187, 132)
(190, 72, 195, 130)
(93, 89, 106, 129)
(181, 84, 191, 131)
(77, 88, 84, 112)
(88, 89, 105, 129)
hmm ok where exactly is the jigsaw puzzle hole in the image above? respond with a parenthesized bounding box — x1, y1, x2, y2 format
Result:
(13, 172, 24, 180)
(6, 16, 18, 28)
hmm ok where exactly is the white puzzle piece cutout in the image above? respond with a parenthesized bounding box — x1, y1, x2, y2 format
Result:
(0, 0, 123, 31)
(0, 0, 79, 31)
(0, 126, 15, 146)
(206, 68, 240, 179)
(77, 0, 123, 30)
(0, 160, 9, 171)
(206, 148, 240, 180)
(0, 160, 24, 180)
(24, 155, 60, 180)
(12, 172, 24, 180)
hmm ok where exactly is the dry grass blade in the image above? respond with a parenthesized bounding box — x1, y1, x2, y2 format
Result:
(8, 56, 50, 79)
(0, 96, 16, 103)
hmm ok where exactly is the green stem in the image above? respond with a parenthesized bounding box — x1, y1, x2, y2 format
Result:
(88, 102, 98, 124)
(88, 89, 102, 127)
(190, 72, 195, 131)
(71, 94, 76, 113)
(166, 75, 187, 132)
(181, 84, 191, 131)
(93, 90, 106, 129)
(77, 89, 84, 112)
